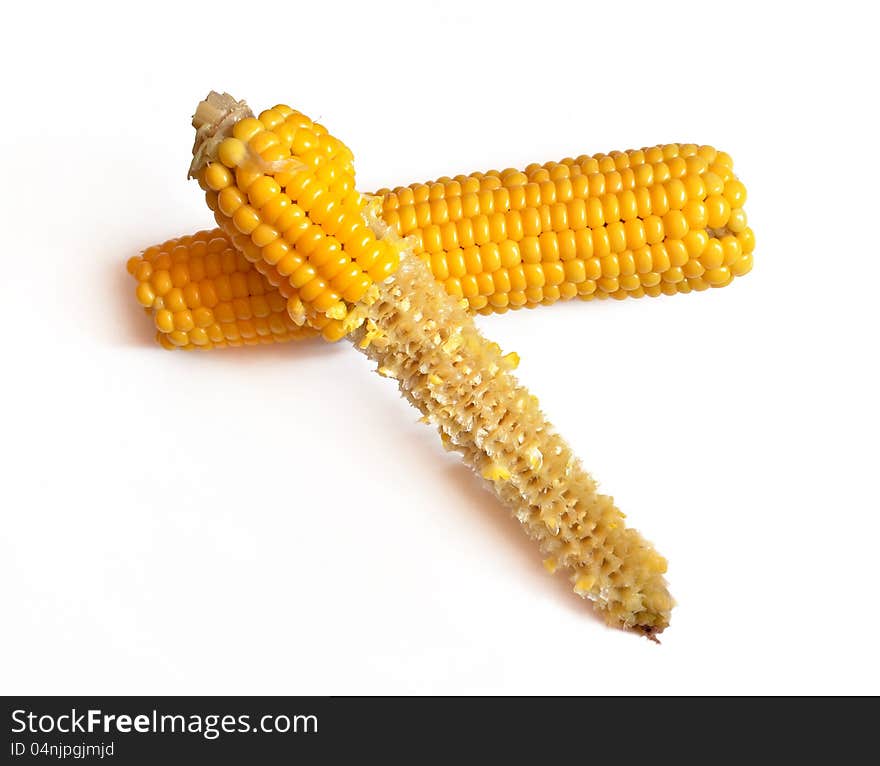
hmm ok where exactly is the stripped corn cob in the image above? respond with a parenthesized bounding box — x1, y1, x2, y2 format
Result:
(188, 92, 673, 634)
(134, 142, 753, 348)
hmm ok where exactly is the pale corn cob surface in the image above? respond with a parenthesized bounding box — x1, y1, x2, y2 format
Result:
(352, 246, 672, 635)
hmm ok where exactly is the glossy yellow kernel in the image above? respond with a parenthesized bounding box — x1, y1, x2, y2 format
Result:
(618, 274, 641, 291)
(287, 261, 317, 289)
(682, 199, 708, 229)
(732, 253, 753, 277)
(245, 176, 279, 208)
(706, 194, 731, 228)
(428, 198, 449, 226)
(193, 307, 214, 328)
(606, 171, 624, 194)
(475, 272, 494, 295)
(723, 178, 747, 208)
(541, 285, 561, 304)
(684, 229, 709, 258)
(662, 266, 685, 284)
(328, 263, 359, 293)
(419, 224, 441, 253)
(470, 214, 490, 245)
(652, 161, 670, 184)
(665, 179, 688, 210)
(543, 262, 565, 286)
(620, 219, 644, 250)
(683, 259, 705, 278)
(697, 145, 717, 164)
(135, 281, 155, 307)
(491, 240, 516, 269)
(663, 210, 688, 239)
(523, 263, 546, 288)
(651, 243, 672, 272)
(597, 277, 618, 293)
(727, 207, 748, 233)
(290, 129, 319, 157)
(592, 227, 611, 259)
(702, 171, 723, 196)
(618, 251, 636, 277)
(339, 273, 370, 304)
(704, 266, 732, 287)
(370, 250, 400, 282)
(606, 221, 625, 253)
(700, 238, 725, 269)
(518, 236, 539, 264)
(601, 193, 620, 223)
(508, 265, 527, 292)
(650, 184, 669, 216)
(204, 163, 232, 191)
(683, 173, 706, 201)
(582, 197, 601, 229)
(550, 231, 572, 262)
(168, 330, 190, 347)
(563, 259, 586, 283)
(258, 239, 287, 267)
(170, 263, 190, 288)
(444, 247, 465, 278)
(455, 218, 476, 248)
(249, 130, 280, 157)
(539, 231, 560, 261)
(173, 310, 195, 332)
(720, 235, 742, 266)
(644, 147, 663, 164)
(634, 246, 652, 274)
(570, 229, 591, 261)
(163, 287, 186, 312)
(461, 246, 481, 275)
(638, 215, 660, 246)
(230, 117, 262, 143)
(250, 223, 278, 249)
(218, 137, 246, 168)
(633, 164, 653, 187)
(685, 154, 708, 173)
(492, 267, 511, 294)
(581, 172, 601, 197)
(546, 202, 566, 232)
(480, 243, 502, 272)
(310, 286, 342, 313)
(601, 254, 620, 278)
(667, 157, 688, 179)
(232, 204, 261, 236)
(737, 227, 756, 254)
(709, 162, 733, 183)
(217, 187, 245, 217)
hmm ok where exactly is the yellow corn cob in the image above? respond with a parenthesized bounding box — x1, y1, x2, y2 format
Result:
(377, 145, 754, 306)
(187, 92, 673, 635)
(127, 229, 317, 349)
(132, 136, 754, 349)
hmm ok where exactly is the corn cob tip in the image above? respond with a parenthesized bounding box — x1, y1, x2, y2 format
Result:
(189, 91, 252, 179)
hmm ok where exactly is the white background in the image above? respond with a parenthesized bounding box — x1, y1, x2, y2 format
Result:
(2, 0, 878, 695)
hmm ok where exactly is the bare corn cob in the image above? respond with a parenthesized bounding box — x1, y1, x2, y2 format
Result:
(135, 141, 753, 349)
(188, 92, 673, 635)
